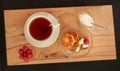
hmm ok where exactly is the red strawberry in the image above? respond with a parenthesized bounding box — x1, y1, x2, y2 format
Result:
(23, 57, 29, 62)
(18, 49, 24, 54)
(23, 46, 29, 52)
(19, 54, 23, 59)
(18, 45, 33, 62)
(23, 53, 27, 57)
(27, 49, 32, 54)
(27, 53, 33, 59)
(84, 38, 89, 44)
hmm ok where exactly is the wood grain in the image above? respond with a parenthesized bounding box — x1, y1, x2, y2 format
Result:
(4, 5, 116, 66)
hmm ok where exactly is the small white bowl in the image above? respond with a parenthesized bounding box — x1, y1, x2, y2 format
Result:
(24, 12, 60, 48)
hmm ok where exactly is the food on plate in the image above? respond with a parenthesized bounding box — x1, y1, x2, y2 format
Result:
(61, 30, 89, 53)
(67, 30, 78, 42)
(82, 38, 89, 48)
(61, 30, 78, 49)
(73, 37, 89, 52)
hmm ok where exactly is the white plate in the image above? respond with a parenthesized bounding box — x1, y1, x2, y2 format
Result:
(24, 12, 60, 48)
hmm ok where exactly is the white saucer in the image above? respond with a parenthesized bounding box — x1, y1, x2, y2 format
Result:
(24, 12, 60, 48)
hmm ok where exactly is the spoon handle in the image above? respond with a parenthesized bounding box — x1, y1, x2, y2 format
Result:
(45, 55, 70, 59)
(94, 23, 108, 30)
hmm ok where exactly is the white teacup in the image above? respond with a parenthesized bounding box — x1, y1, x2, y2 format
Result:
(24, 12, 60, 48)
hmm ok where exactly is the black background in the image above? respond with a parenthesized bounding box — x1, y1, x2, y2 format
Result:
(0, 0, 120, 71)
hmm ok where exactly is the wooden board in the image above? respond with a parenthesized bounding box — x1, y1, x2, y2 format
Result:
(4, 5, 116, 66)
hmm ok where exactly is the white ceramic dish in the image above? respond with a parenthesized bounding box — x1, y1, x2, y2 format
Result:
(24, 12, 60, 48)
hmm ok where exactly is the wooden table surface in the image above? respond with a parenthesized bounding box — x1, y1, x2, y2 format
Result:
(4, 5, 116, 66)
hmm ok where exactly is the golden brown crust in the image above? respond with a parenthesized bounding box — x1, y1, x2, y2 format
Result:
(67, 30, 78, 42)
(61, 30, 78, 49)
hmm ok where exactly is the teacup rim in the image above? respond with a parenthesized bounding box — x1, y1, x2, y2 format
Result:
(24, 12, 60, 48)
